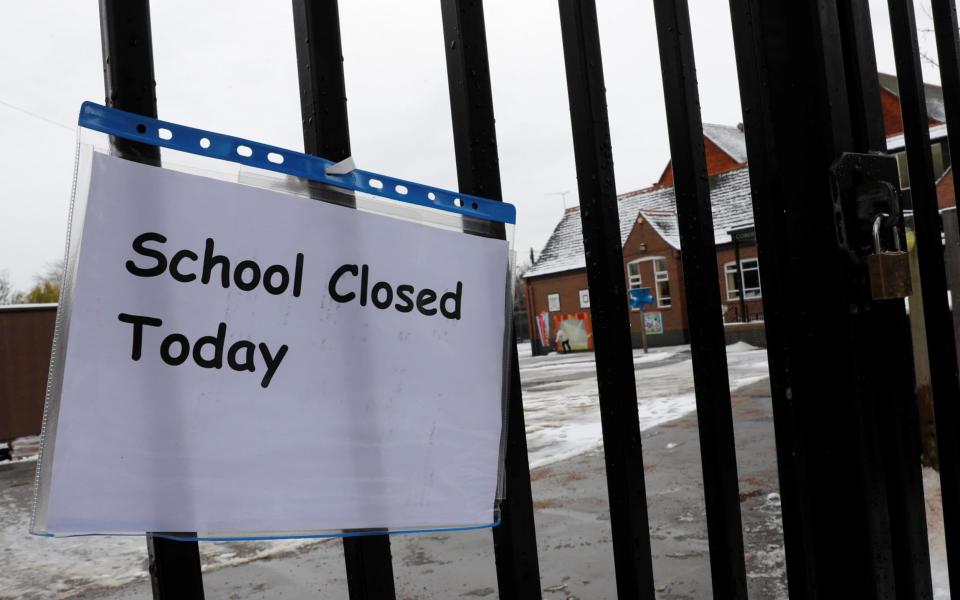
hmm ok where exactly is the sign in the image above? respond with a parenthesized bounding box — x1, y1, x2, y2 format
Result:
(578, 288, 590, 308)
(547, 292, 560, 312)
(643, 311, 664, 335)
(629, 287, 654, 310)
(34, 152, 509, 536)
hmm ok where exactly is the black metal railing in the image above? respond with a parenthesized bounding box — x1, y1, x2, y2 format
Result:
(93, 0, 960, 597)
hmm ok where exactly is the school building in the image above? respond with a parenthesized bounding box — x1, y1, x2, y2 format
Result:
(524, 74, 957, 354)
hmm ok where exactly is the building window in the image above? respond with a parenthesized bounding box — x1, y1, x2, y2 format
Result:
(627, 260, 642, 289)
(579, 289, 590, 308)
(547, 293, 560, 312)
(725, 259, 761, 300)
(653, 257, 671, 308)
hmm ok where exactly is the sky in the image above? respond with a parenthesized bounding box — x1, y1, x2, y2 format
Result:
(0, 0, 944, 291)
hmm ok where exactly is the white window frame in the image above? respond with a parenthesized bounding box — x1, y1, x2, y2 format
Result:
(651, 257, 671, 308)
(547, 292, 560, 312)
(725, 259, 761, 301)
(626, 260, 643, 289)
(627, 257, 671, 310)
(578, 289, 590, 309)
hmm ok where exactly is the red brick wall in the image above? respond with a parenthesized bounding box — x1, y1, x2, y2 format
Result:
(715, 246, 765, 321)
(938, 168, 956, 210)
(621, 217, 688, 339)
(657, 138, 744, 187)
(525, 221, 766, 348)
(881, 88, 905, 137)
(880, 87, 942, 136)
(525, 270, 590, 342)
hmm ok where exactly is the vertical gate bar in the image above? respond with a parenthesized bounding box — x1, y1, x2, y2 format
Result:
(837, 0, 888, 153)
(556, 1, 657, 598)
(726, 2, 814, 595)
(145, 536, 205, 599)
(728, 0, 907, 596)
(98, 2, 206, 598)
(930, 0, 960, 216)
(291, 2, 397, 598)
(838, 1, 934, 596)
(650, 1, 749, 598)
(438, 2, 543, 598)
(931, 0, 960, 215)
(887, 1, 960, 597)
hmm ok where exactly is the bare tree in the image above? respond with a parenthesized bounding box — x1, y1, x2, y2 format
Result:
(0, 270, 12, 305)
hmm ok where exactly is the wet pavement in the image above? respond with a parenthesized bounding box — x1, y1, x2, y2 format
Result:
(68, 378, 785, 599)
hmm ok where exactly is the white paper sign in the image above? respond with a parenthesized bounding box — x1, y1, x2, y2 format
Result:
(36, 152, 508, 536)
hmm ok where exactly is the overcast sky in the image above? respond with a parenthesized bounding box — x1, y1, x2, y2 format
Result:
(0, 0, 943, 291)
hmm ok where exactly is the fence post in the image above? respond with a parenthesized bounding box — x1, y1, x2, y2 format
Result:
(98, 2, 206, 598)
(556, 1, 656, 597)
(439, 2, 543, 597)
(291, 2, 396, 598)
(651, 0, 748, 597)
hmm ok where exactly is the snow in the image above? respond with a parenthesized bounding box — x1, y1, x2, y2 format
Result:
(2, 341, 952, 597)
(0, 478, 324, 597)
(925, 466, 951, 599)
(521, 341, 770, 469)
(524, 167, 755, 279)
(703, 123, 748, 163)
(886, 123, 948, 151)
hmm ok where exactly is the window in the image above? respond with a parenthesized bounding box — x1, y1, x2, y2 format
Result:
(627, 260, 642, 289)
(579, 289, 590, 308)
(547, 293, 560, 312)
(725, 259, 761, 300)
(653, 258, 671, 308)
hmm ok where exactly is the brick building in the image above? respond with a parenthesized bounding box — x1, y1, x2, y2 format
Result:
(524, 74, 956, 354)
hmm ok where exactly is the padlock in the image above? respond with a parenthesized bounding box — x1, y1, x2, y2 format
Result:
(867, 213, 912, 300)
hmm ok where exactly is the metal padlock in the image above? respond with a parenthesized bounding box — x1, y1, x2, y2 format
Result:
(867, 213, 912, 300)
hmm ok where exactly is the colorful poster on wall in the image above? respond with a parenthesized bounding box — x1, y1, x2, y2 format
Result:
(535, 311, 551, 348)
(552, 311, 593, 351)
(643, 311, 664, 335)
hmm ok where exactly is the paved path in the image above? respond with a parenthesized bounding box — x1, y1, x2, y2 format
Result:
(70, 378, 785, 599)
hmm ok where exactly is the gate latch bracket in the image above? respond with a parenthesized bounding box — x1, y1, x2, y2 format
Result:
(830, 152, 908, 307)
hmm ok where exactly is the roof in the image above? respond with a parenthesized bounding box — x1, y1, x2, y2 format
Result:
(524, 167, 755, 279)
(702, 123, 748, 163)
(886, 122, 949, 151)
(877, 72, 946, 122)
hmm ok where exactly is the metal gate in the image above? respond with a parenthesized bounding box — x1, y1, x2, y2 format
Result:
(96, 0, 960, 598)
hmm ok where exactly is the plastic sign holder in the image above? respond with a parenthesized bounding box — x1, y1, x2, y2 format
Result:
(32, 103, 515, 541)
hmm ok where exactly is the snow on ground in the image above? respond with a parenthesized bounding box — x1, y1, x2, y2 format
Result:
(925, 466, 951, 599)
(2, 341, 949, 598)
(520, 342, 770, 468)
(0, 474, 323, 598)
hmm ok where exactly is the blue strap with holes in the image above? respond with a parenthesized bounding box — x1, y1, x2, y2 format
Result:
(77, 102, 516, 225)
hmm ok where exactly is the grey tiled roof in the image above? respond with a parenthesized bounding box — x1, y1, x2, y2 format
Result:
(524, 167, 754, 279)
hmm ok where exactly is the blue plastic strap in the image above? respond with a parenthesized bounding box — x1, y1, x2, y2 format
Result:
(77, 102, 516, 225)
